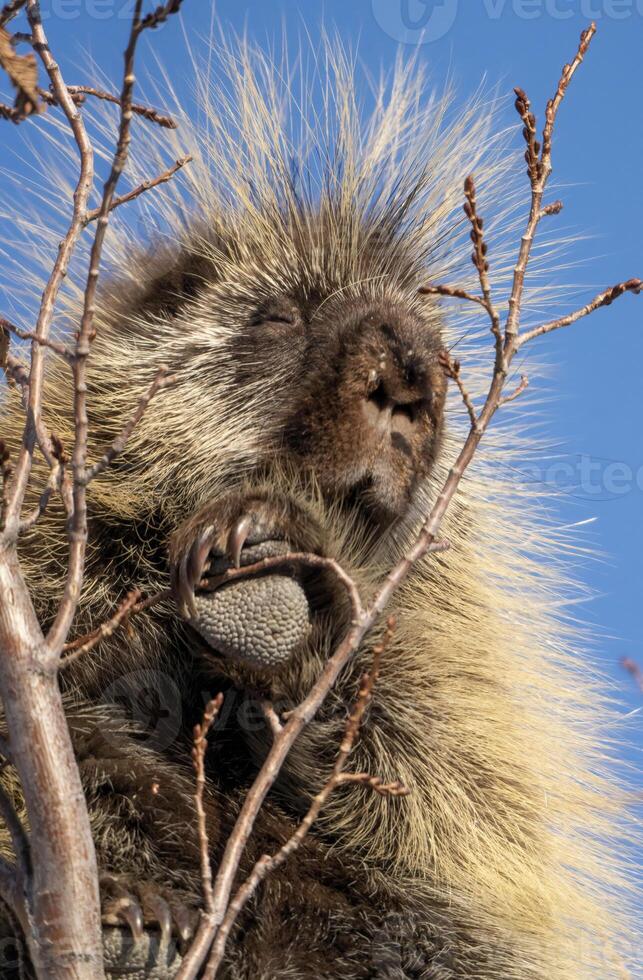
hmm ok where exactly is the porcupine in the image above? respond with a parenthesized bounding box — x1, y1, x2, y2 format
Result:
(0, 31, 637, 980)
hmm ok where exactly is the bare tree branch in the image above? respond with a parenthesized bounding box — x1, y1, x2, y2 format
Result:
(0, 0, 25, 30)
(499, 373, 530, 406)
(504, 23, 597, 351)
(439, 351, 479, 431)
(0, 0, 186, 975)
(517, 279, 641, 347)
(83, 155, 192, 225)
(83, 366, 173, 483)
(200, 618, 404, 979)
(60, 587, 170, 661)
(418, 283, 488, 309)
(60, 589, 142, 668)
(192, 694, 225, 918)
(0, 1, 106, 972)
(62, 84, 178, 129)
(16, 451, 63, 533)
(46, 0, 180, 654)
(0, 315, 73, 360)
(1, 0, 94, 537)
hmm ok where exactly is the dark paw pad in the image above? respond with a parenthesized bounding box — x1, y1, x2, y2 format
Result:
(102, 925, 183, 980)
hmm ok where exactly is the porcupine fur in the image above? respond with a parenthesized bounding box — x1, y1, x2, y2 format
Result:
(0, 30, 637, 980)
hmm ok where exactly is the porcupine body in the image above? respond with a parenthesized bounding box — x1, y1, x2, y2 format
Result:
(0, 33, 637, 980)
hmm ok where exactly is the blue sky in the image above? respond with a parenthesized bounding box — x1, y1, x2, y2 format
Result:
(1, 0, 641, 859)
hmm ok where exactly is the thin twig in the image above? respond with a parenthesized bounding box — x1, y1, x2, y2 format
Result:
(139, 0, 184, 30)
(201, 619, 402, 978)
(60, 589, 142, 668)
(518, 279, 641, 347)
(514, 86, 541, 184)
(505, 22, 597, 351)
(463, 175, 502, 346)
(83, 366, 173, 484)
(418, 284, 488, 309)
(16, 452, 63, 533)
(63, 84, 178, 129)
(198, 551, 369, 614)
(83, 156, 192, 225)
(0, 0, 25, 30)
(192, 694, 224, 917)
(60, 587, 170, 659)
(420, 176, 502, 350)
(0, 315, 72, 360)
(499, 374, 529, 406)
(540, 23, 596, 172)
(260, 702, 283, 737)
(439, 350, 479, 431)
(335, 771, 410, 795)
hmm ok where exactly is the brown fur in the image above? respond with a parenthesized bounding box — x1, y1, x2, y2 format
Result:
(0, 35, 637, 979)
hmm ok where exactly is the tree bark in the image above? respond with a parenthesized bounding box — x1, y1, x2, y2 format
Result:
(0, 542, 104, 979)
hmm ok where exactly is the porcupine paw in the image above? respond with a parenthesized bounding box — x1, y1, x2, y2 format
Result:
(170, 494, 320, 671)
(100, 874, 198, 979)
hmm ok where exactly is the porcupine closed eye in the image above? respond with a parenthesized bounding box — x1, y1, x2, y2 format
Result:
(0, 30, 637, 980)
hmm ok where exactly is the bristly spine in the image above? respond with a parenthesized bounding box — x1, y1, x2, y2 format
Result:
(0, 30, 639, 979)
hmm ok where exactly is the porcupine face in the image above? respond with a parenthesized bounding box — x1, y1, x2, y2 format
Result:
(169, 227, 447, 672)
(236, 290, 447, 524)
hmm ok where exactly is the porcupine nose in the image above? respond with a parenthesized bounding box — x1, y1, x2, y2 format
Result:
(363, 376, 419, 440)
(360, 320, 426, 443)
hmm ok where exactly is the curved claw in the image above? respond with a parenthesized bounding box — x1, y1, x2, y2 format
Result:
(175, 550, 197, 619)
(144, 892, 172, 945)
(171, 904, 195, 945)
(227, 514, 252, 569)
(187, 525, 215, 590)
(115, 898, 145, 943)
(101, 875, 145, 944)
(173, 526, 216, 618)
